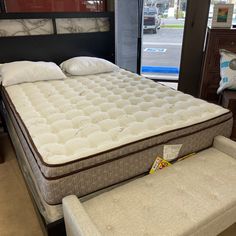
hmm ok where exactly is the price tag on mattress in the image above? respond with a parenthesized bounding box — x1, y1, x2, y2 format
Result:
(149, 156, 171, 174)
(163, 144, 182, 162)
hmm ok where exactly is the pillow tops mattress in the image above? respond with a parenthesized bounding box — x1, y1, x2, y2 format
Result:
(3, 69, 233, 204)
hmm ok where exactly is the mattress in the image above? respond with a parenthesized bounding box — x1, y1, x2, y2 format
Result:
(2, 69, 233, 205)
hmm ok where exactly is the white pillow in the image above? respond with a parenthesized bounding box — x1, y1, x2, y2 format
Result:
(217, 49, 236, 94)
(60, 57, 119, 76)
(0, 61, 66, 86)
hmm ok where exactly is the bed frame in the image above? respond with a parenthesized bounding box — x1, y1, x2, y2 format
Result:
(0, 12, 115, 64)
(0, 11, 115, 236)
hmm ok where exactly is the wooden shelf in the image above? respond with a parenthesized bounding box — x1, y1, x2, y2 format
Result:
(221, 90, 236, 140)
(200, 27, 236, 103)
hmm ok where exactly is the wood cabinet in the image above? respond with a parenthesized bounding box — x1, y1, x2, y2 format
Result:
(221, 90, 236, 140)
(200, 27, 236, 103)
(0, 136, 5, 163)
(0, 97, 6, 164)
(0, 121, 5, 163)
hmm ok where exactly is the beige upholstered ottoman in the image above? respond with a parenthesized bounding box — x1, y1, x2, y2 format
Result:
(63, 136, 236, 236)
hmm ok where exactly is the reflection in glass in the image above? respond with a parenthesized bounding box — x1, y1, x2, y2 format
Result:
(4, 0, 106, 13)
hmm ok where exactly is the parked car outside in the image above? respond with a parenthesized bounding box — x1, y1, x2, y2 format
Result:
(143, 6, 161, 34)
(163, 9, 168, 18)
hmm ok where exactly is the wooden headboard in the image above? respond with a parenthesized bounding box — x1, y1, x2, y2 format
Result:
(0, 12, 115, 64)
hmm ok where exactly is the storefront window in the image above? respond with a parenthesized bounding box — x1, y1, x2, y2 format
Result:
(4, 0, 106, 13)
(141, 0, 187, 87)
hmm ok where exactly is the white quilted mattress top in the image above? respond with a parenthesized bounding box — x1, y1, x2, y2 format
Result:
(5, 69, 229, 164)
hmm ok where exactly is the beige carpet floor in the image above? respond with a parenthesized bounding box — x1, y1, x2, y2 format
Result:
(0, 134, 44, 236)
(0, 134, 235, 236)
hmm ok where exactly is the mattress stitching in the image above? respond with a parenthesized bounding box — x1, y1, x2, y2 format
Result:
(2, 86, 233, 180)
(37, 117, 233, 180)
(13, 140, 236, 207)
(2, 86, 232, 166)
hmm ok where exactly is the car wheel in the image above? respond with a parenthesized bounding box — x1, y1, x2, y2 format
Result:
(153, 28, 157, 34)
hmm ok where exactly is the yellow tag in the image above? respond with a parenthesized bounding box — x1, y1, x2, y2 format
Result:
(177, 153, 196, 162)
(149, 156, 171, 174)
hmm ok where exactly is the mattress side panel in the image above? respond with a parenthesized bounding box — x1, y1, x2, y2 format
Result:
(23, 118, 233, 204)
(39, 112, 233, 178)
(2, 88, 233, 204)
(3, 86, 233, 179)
(4, 69, 231, 167)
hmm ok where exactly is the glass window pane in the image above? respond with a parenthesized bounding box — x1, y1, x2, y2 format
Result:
(4, 0, 106, 13)
(142, 0, 187, 84)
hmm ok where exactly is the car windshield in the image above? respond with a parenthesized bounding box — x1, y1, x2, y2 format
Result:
(144, 7, 157, 15)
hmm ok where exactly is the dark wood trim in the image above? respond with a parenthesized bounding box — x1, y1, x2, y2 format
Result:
(151, 78, 179, 83)
(0, 32, 115, 64)
(178, 0, 211, 97)
(0, 11, 112, 19)
(47, 219, 66, 236)
(104, 0, 108, 12)
(137, 37, 142, 75)
(0, 88, 7, 133)
(221, 90, 236, 140)
(0, 11, 115, 64)
(52, 18, 57, 34)
(137, 0, 144, 74)
(0, 0, 6, 13)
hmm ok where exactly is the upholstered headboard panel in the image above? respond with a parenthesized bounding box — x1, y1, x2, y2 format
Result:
(0, 12, 115, 64)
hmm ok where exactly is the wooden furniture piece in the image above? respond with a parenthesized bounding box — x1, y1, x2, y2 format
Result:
(200, 27, 236, 103)
(0, 133, 5, 164)
(221, 90, 236, 140)
(0, 98, 5, 164)
(0, 12, 115, 65)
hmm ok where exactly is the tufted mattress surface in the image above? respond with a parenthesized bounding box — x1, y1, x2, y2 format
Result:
(2, 69, 233, 205)
(5, 69, 231, 164)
